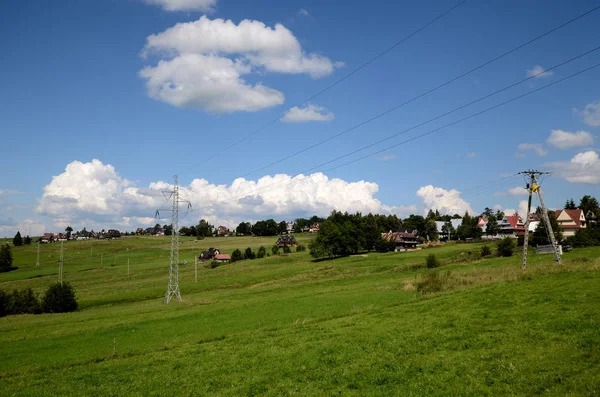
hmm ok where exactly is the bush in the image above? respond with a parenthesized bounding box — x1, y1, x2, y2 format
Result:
(244, 247, 256, 260)
(0, 290, 10, 317)
(497, 237, 516, 257)
(426, 253, 440, 269)
(272, 245, 279, 255)
(210, 261, 220, 269)
(8, 288, 41, 315)
(296, 244, 306, 252)
(257, 246, 266, 259)
(231, 249, 243, 262)
(42, 282, 78, 313)
(0, 244, 13, 272)
(417, 270, 451, 294)
(283, 245, 291, 254)
(481, 245, 492, 258)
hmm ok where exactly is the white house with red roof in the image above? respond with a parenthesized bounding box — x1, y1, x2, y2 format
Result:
(498, 215, 526, 237)
(554, 209, 587, 237)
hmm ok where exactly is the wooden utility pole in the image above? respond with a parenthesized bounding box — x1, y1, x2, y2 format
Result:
(520, 170, 561, 269)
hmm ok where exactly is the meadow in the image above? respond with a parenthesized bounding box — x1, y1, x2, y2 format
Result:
(0, 235, 599, 396)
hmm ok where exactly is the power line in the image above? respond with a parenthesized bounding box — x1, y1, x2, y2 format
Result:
(203, 55, 600, 208)
(179, 0, 469, 177)
(239, 6, 600, 179)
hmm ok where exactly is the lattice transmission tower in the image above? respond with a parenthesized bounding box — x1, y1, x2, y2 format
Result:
(520, 170, 561, 269)
(156, 175, 191, 304)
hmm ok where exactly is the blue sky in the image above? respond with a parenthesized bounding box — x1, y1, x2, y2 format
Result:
(1, 0, 599, 236)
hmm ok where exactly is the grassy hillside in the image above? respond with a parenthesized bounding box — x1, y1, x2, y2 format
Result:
(0, 236, 599, 395)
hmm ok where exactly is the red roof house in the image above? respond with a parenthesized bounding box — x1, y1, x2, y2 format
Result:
(215, 254, 231, 262)
(554, 209, 587, 237)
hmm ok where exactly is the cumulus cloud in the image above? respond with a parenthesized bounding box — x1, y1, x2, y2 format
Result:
(37, 159, 413, 230)
(548, 150, 600, 184)
(0, 218, 46, 238)
(495, 186, 528, 196)
(0, 189, 24, 203)
(574, 102, 600, 127)
(502, 200, 529, 218)
(546, 129, 593, 149)
(142, 0, 216, 12)
(416, 185, 474, 216)
(526, 65, 553, 78)
(141, 16, 340, 112)
(282, 103, 334, 122)
(518, 143, 548, 157)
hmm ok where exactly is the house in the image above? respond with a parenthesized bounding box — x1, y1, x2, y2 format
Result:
(107, 229, 122, 239)
(286, 222, 295, 234)
(40, 233, 55, 243)
(200, 248, 221, 262)
(477, 217, 488, 232)
(308, 223, 321, 233)
(381, 229, 420, 252)
(434, 219, 462, 241)
(498, 216, 526, 237)
(57, 233, 68, 242)
(554, 209, 587, 237)
(217, 226, 229, 236)
(276, 235, 298, 248)
(215, 254, 231, 263)
(586, 210, 598, 226)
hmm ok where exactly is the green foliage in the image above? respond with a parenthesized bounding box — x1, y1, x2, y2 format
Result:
(282, 245, 291, 254)
(295, 244, 306, 252)
(13, 231, 23, 247)
(24, 235, 32, 245)
(0, 290, 9, 317)
(564, 199, 577, 210)
(271, 245, 279, 255)
(417, 270, 451, 294)
(210, 261, 220, 269)
(244, 247, 256, 260)
(456, 213, 483, 241)
(42, 282, 78, 313)
(278, 221, 288, 235)
(231, 249, 243, 262)
(481, 245, 492, 258)
(0, 244, 13, 272)
(578, 195, 599, 219)
(252, 219, 278, 236)
(8, 288, 41, 315)
(195, 219, 214, 238)
(236, 222, 252, 236)
(65, 226, 73, 239)
(567, 227, 600, 248)
(485, 216, 500, 236)
(256, 246, 266, 259)
(497, 237, 516, 257)
(424, 219, 439, 241)
(426, 253, 440, 269)
(374, 237, 396, 253)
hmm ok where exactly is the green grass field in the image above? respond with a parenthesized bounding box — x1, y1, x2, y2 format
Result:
(1, 236, 599, 396)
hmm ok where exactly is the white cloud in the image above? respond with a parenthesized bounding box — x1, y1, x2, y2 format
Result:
(416, 185, 474, 216)
(548, 150, 600, 184)
(574, 102, 600, 127)
(140, 16, 340, 112)
(495, 186, 528, 196)
(466, 152, 477, 158)
(298, 8, 310, 16)
(518, 143, 548, 157)
(140, 54, 284, 113)
(36, 159, 410, 230)
(282, 103, 334, 122)
(0, 218, 47, 238)
(547, 129, 593, 149)
(378, 154, 397, 161)
(502, 200, 529, 218)
(526, 65, 553, 79)
(142, 0, 216, 12)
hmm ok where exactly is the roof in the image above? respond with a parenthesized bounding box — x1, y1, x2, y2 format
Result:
(555, 209, 585, 227)
(477, 217, 488, 227)
(215, 254, 231, 260)
(505, 216, 525, 230)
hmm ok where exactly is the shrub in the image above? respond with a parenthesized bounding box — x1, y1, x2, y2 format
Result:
(257, 246, 266, 259)
(231, 249, 243, 262)
(497, 237, 516, 257)
(0, 290, 10, 317)
(0, 244, 13, 272)
(272, 245, 280, 255)
(244, 247, 256, 260)
(42, 282, 78, 313)
(426, 253, 440, 269)
(417, 270, 451, 294)
(210, 261, 220, 269)
(481, 245, 492, 258)
(283, 245, 291, 254)
(8, 288, 41, 314)
(296, 244, 306, 252)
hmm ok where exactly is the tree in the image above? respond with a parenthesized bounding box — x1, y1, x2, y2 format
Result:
(8, 288, 41, 315)
(424, 219, 439, 242)
(231, 249, 243, 262)
(531, 211, 563, 245)
(283, 245, 291, 254)
(257, 246, 266, 258)
(42, 282, 78, 313)
(485, 216, 500, 236)
(482, 207, 494, 218)
(244, 247, 255, 260)
(65, 226, 73, 240)
(163, 224, 173, 236)
(13, 231, 23, 247)
(441, 221, 455, 241)
(236, 222, 252, 236)
(179, 226, 191, 236)
(362, 216, 380, 251)
(196, 219, 214, 237)
(426, 209, 436, 220)
(565, 199, 577, 210)
(271, 245, 280, 255)
(0, 244, 13, 272)
(402, 215, 426, 239)
(495, 210, 505, 221)
(579, 195, 600, 219)
(24, 235, 32, 245)
(497, 237, 516, 257)
(294, 218, 309, 233)
(278, 221, 288, 235)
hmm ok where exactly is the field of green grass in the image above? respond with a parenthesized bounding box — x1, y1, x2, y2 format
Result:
(1, 236, 599, 396)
